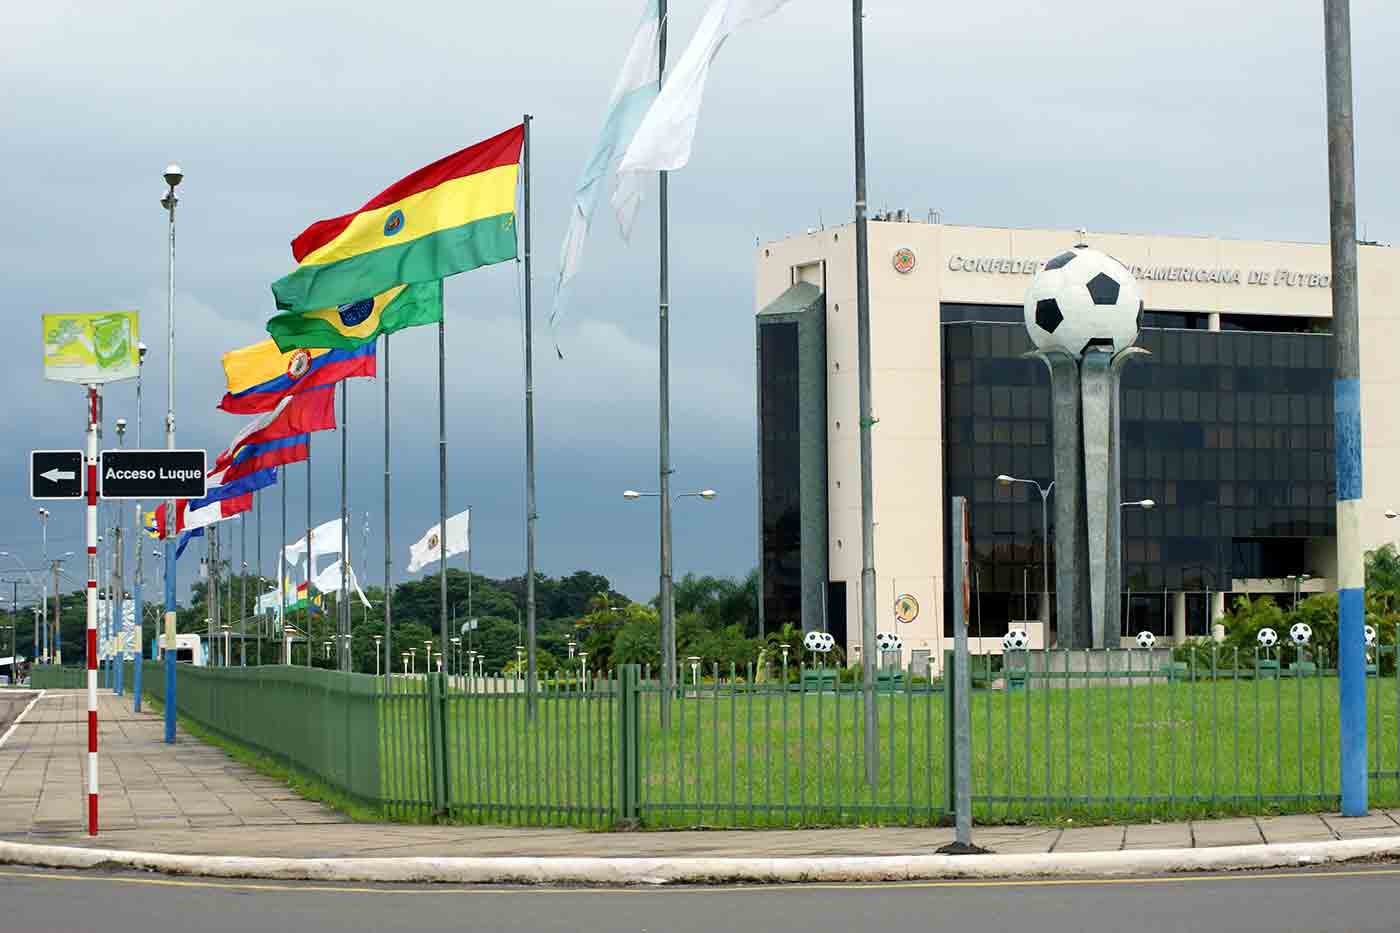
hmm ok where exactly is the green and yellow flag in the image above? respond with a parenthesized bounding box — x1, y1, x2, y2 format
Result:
(266, 281, 442, 351)
(271, 125, 523, 313)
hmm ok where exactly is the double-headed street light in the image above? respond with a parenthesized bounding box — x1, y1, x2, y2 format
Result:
(622, 487, 717, 727)
(997, 475, 1054, 626)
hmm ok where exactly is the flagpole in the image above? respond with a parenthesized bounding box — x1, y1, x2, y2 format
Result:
(256, 489, 262, 665)
(240, 510, 246, 665)
(340, 380, 349, 672)
(306, 435, 313, 669)
(438, 315, 449, 666)
(656, 0, 674, 730)
(280, 467, 287, 663)
(523, 112, 538, 718)
(852, 0, 879, 788)
(382, 332, 392, 691)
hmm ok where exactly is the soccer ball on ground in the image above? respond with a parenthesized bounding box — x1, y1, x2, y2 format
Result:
(1257, 627, 1279, 649)
(1289, 622, 1313, 646)
(1135, 630, 1156, 650)
(875, 631, 902, 653)
(1365, 625, 1378, 647)
(1002, 628, 1029, 651)
(803, 630, 836, 654)
(1023, 245, 1142, 358)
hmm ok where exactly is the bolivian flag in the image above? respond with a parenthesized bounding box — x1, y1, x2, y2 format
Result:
(266, 281, 442, 352)
(271, 125, 524, 313)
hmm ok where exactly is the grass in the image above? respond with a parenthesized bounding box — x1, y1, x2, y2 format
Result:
(376, 672, 1400, 829)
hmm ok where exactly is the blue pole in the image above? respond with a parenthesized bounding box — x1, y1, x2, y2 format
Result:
(132, 572, 142, 712)
(164, 538, 176, 743)
(1324, 0, 1366, 817)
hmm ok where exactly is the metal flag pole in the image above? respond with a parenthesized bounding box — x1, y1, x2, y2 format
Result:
(1324, 0, 1366, 817)
(160, 163, 182, 744)
(240, 512, 246, 665)
(438, 305, 448, 664)
(340, 380, 350, 672)
(523, 113, 538, 718)
(84, 384, 100, 835)
(657, 0, 674, 731)
(306, 435, 313, 669)
(256, 489, 262, 665)
(466, 504, 473, 657)
(382, 332, 392, 690)
(280, 466, 287, 664)
(132, 343, 145, 710)
(852, 0, 880, 787)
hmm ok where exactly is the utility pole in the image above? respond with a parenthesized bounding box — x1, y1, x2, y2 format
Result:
(161, 162, 182, 743)
(1323, 0, 1366, 817)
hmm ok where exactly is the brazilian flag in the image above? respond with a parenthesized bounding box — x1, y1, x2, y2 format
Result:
(266, 280, 442, 351)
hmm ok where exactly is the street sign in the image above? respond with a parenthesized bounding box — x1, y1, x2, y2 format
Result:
(98, 449, 207, 500)
(30, 450, 84, 500)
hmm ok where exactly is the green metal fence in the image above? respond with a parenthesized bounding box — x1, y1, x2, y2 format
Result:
(119, 645, 1400, 828)
(30, 665, 86, 689)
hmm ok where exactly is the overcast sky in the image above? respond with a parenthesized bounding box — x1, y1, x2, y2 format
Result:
(3, 1, 1398, 603)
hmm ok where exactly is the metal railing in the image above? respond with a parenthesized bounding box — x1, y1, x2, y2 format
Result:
(102, 644, 1400, 828)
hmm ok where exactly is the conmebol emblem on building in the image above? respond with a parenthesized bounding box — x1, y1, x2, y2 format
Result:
(1023, 236, 1149, 649)
(892, 247, 916, 274)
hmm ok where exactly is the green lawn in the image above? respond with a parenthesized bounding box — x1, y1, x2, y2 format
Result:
(375, 672, 1400, 828)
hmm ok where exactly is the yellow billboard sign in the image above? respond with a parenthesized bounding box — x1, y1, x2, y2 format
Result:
(42, 311, 140, 384)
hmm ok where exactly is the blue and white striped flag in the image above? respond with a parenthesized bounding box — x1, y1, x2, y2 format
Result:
(551, 0, 662, 337)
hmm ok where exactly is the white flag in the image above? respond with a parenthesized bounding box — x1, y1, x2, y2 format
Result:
(553, 0, 661, 327)
(284, 517, 344, 568)
(311, 559, 372, 609)
(407, 509, 470, 574)
(612, 0, 791, 237)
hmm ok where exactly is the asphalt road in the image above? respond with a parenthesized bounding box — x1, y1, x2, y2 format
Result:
(3, 865, 1399, 933)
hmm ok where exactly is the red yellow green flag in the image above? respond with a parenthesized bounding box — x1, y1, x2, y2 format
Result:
(271, 126, 523, 312)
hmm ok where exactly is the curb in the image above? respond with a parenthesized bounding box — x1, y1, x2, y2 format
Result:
(2, 836, 1400, 885)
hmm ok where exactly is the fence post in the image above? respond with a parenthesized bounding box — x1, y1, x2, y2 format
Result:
(616, 664, 641, 827)
(425, 673, 449, 815)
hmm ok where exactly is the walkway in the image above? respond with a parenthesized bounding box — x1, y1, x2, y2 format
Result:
(2, 689, 1399, 860)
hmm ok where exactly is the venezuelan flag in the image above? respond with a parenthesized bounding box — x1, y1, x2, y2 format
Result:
(212, 434, 310, 486)
(266, 281, 441, 352)
(271, 125, 523, 313)
(220, 339, 375, 414)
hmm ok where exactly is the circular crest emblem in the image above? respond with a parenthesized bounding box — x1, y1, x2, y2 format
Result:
(337, 298, 374, 327)
(427, 533, 440, 551)
(383, 209, 405, 237)
(892, 247, 916, 274)
(894, 593, 919, 624)
(286, 349, 312, 381)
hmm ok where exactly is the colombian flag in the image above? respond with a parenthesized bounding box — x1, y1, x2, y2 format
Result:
(266, 282, 441, 352)
(271, 125, 523, 312)
(220, 339, 375, 414)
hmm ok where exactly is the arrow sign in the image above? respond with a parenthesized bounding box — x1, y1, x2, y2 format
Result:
(31, 450, 84, 500)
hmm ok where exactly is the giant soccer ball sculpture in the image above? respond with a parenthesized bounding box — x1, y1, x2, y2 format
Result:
(1257, 627, 1279, 649)
(803, 630, 835, 654)
(1289, 622, 1313, 647)
(1003, 628, 1030, 652)
(1024, 239, 1148, 649)
(875, 631, 902, 654)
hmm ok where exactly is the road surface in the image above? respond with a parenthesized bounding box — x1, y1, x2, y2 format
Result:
(2, 863, 1398, 932)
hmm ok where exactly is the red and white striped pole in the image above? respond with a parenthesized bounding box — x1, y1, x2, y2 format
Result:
(85, 384, 100, 836)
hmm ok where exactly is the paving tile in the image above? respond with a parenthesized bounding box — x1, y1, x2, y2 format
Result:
(1256, 814, 1335, 844)
(1321, 812, 1400, 839)
(1190, 818, 1263, 847)
(1051, 827, 1124, 852)
(1122, 822, 1193, 850)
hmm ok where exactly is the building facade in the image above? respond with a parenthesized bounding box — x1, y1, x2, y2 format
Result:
(755, 221, 1400, 671)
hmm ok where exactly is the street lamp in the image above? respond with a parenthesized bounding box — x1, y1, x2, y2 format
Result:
(622, 486, 717, 726)
(373, 635, 383, 677)
(997, 474, 1054, 627)
(1287, 573, 1312, 611)
(401, 651, 410, 675)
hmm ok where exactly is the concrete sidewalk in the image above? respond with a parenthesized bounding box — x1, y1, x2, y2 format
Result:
(2, 689, 1399, 862)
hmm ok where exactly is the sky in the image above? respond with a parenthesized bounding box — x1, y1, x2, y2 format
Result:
(2, 0, 1398, 604)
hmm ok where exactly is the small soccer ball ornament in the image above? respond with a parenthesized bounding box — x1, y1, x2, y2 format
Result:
(1024, 245, 1142, 357)
(875, 631, 902, 653)
(803, 630, 835, 654)
(1135, 630, 1156, 650)
(1365, 625, 1378, 647)
(1257, 627, 1279, 649)
(1289, 622, 1313, 646)
(1002, 628, 1029, 651)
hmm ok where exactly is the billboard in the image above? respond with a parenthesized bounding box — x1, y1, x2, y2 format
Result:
(42, 311, 140, 384)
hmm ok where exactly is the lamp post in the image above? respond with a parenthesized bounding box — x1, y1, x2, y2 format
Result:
(997, 475, 1054, 628)
(408, 647, 416, 674)
(449, 636, 461, 679)
(1119, 499, 1156, 639)
(161, 162, 183, 745)
(373, 635, 383, 677)
(401, 651, 409, 675)
(1287, 573, 1312, 612)
(623, 487, 716, 726)
(132, 340, 147, 710)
